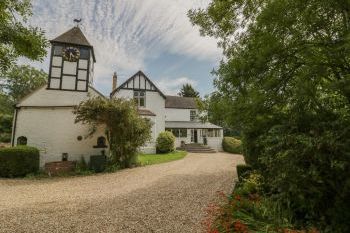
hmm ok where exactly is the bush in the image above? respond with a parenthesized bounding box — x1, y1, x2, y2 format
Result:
(222, 137, 242, 154)
(0, 146, 39, 177)
(0, 133, 11, 143)
(156, 131, 175, 153)
(89, 155, 106, 173)
(236, 164, 253, 182)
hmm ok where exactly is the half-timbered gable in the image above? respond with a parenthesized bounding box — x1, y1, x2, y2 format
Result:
(111, 71, 166, 99)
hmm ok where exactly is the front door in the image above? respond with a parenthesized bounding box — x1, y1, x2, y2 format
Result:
(191, 129, 198, 143)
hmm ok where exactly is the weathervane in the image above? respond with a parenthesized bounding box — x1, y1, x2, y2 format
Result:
(74, 18, 82, 27)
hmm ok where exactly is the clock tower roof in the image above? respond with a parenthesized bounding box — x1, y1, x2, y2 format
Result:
(51, 26, 96, 62)
(51, 26, 91, 47)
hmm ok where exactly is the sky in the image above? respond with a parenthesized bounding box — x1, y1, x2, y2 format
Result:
(26, 0, 222, 96)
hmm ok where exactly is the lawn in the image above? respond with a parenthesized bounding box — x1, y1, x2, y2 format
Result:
(137, 151, 187, 166)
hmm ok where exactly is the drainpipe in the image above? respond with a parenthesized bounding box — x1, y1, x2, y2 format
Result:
(11, 106, 19, 147)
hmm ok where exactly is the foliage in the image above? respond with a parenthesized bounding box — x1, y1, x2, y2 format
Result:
(0, 146, 39, 177)
(198, 93, 241, 137)
(74, 97, 152, 169)
(222, 137, 242, 154)
(138, 151, 187, 166)
(236, 164, 252, 182)
(0, 92, 13, 114)
(0, 65, 47, 102)
(189, 0, 350, 230)
(0, 114, 12, 143)
(204, 174, 318, 233)
(0, 0, 48, 73)
(89, 155, 106, 173)
(75, 156, 89, 172)
(156, 131, 175, 153)
(178, 83, 200, 98)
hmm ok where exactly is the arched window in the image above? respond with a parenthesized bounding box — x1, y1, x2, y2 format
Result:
(94, 136, 107, 148)
(17, 136, 27, 145)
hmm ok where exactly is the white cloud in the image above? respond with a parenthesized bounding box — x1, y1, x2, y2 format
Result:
(155, 76, 197, 95)
(27, 0, 221, 94)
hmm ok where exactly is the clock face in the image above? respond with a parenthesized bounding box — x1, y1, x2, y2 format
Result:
(62, 47, 80, 62)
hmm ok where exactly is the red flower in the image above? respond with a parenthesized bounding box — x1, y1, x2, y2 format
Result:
(235, 195, 242, 201)
(234, 220, 249, 233)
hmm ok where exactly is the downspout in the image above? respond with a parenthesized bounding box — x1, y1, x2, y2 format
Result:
(11, 106, 19, 147)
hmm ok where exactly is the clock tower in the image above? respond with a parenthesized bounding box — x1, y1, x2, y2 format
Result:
(47, 26, 96, 91)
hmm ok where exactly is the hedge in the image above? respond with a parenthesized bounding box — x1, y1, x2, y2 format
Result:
(222, 137, 242, 154)
(156, 131, 175, 153)
(0, 146, 40, 177)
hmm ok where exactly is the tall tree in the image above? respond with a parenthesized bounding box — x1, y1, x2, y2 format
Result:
(178, 83, 200, 97)
(0, 0, 48, 73)
(0, 65, 47, 103)
(189, 0, 350, 230)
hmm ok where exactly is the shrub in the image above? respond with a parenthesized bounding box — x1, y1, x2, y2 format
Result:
(75, 156, 90, 174)
(156, 131, 175, 153)
(0, 133, 11, 143)
(89, 155, 106, 173)
(236, 164, 253, 182)
(222, 137, 242, 154)
(0, 114, 12, 143)
(0, 146, 39, 177)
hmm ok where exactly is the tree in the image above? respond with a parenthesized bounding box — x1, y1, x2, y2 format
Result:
(0, 65, 47, 103)
(189, 0, 350, 230)
(0, 0, 48, 73)
(74, 97, 152, 168)
(197, 92, 240, 137)
(178, 83, 200, 97)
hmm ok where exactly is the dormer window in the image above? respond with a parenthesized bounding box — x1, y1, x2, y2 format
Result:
(134, 91, 145, 107)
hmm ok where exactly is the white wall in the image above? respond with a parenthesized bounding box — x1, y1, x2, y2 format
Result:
(14, 86, 107, 167)
(165, 108, 195, 122)
(14, 107, 107, 167)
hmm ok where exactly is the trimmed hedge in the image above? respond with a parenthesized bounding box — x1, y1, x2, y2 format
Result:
(156, 131, 175, 153)
(222, 136, 242, 154)
(0, 146, 39, 177)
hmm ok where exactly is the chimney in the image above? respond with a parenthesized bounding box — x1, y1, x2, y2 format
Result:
(112, 72, 117, 91)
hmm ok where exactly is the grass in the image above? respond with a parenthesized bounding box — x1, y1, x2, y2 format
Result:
(137, 150, 187, 166)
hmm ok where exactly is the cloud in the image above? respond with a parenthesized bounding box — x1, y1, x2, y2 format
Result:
(155, 76, 197, 95)
(27, 0, 221, 94)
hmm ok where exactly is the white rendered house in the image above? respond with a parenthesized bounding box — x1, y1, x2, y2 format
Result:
(110, 71, 223, 152)
(12, 26, 223, 167)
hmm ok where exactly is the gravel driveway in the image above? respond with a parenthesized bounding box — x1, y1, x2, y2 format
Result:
(0, 152, 244, 233)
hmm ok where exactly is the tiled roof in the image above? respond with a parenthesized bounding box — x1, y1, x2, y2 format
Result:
(165, 95, 197, 109)
(165, 121, 222, 129)
(51, 27, 92, 47)
(138, 109, 156, 116)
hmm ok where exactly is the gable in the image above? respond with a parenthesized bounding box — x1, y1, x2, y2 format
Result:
(111, 71, 166, 99)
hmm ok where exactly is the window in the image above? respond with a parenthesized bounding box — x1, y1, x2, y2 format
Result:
(202, 129, 221, 137)
(53, 45, 63, 56)
(80, 48, 90, 59)
(94, 136, 107, 148)
(134, 91, 145, 107)
(190, 110, 196, 121)
(165, 128, 187, 138)
(17, 136, 27, 145)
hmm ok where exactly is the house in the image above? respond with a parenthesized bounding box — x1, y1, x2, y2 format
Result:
(12, 26, 223, 167)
